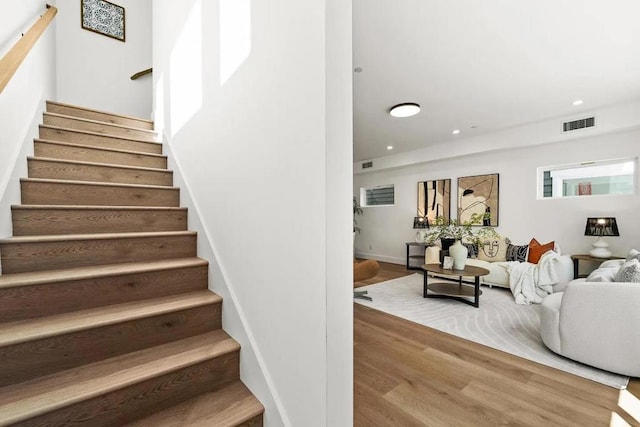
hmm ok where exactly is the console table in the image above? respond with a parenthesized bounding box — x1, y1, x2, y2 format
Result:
(421, 263, 489, 308)
(405, 242, 430, 270)
(571, 254, 624, 278)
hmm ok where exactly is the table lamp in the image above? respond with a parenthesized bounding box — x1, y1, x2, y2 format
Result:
(413, 216, 429, 243)
(584, 217, 619, 258)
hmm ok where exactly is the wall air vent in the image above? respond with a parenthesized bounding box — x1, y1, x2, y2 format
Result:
(563, 116, 595, 132)
(362, 161, 373, 169)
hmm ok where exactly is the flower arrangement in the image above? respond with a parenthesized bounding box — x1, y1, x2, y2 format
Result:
(423, 213, 498, 245)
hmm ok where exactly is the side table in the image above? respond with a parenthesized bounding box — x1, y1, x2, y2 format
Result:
(571, 254, 624, 279)
(405, 242, 430, 270)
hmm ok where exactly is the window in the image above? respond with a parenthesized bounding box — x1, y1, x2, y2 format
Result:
(538, 158, 636, 199)
(361, 184, 395, 206)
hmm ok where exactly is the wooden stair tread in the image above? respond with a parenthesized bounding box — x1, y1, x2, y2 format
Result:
(0, 257, 206, 289)
(46, 100, 154, 125)
(0, 290, 221, 346)
(27, 156, 172, 173)
(20, 177, 179, 190)
(0, 230, 195, 244)
(34, 138, 167, 158)
(12, 204, 186, 211)
(40, 124, 161, 145)
(125, 381, 264, 427)
(43, 112, 157, 136)
(0, 331, 237, 425)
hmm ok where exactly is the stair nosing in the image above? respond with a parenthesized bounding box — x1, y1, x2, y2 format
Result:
(0, 291, 221, 347)
(43, 112, 158, 135)
(0, 230, 196, 245)
(47, 100, 154, 125)
(0, 331, 237, 425)
(27, 156, 173, 174)
(20, 177, 179, 190)
(11, 204, 186, 211)
(0, 257, 207, 289)
(40, 124, 161, 145)
(34, 138, 167, 159)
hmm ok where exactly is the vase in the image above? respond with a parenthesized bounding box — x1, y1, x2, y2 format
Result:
(449, 240, 468, 270)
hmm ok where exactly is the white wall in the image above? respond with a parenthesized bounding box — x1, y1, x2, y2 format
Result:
(152, 1, 352, 426)
(354, 126, 640, 266)
(0, 1, 57, 240)
(55, 0, 152, 119)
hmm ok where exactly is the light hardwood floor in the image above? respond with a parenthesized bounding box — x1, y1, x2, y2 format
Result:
(354, 260, 640, 426)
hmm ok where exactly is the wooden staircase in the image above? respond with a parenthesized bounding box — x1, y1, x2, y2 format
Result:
(0, 101, 264, 426)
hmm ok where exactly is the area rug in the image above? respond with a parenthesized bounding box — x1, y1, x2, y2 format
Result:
(354, 273, 629, 389)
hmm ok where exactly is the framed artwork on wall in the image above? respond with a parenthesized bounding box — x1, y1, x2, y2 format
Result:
(457, 173, 499, 226)
(81, 0, 126, 42)
(417, 179, 451, 223)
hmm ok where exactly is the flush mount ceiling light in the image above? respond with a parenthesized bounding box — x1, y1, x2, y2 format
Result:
(389, 103, 420, 118)
(452, 129, 460, 135)
(572, 99, 584, 106)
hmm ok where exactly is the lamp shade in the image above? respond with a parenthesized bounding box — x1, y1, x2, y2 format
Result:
(413, 216, 429, 229)
(584, 217, 620, 237)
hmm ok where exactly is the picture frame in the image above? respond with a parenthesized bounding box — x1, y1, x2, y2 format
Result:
(417, 179, 451, 223)
(442, 256, 454, 270)
(81, 0, 126, 42)
(457, 173, 499, 226)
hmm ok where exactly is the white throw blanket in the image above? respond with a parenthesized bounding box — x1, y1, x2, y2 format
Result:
(508, 251, 560, 305)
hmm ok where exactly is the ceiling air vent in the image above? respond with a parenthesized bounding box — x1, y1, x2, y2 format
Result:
(362, 161, 373, 169)
(563, 116, 595, 132)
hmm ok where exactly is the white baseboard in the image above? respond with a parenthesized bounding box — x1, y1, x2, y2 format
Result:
(355, 253, 405, 265)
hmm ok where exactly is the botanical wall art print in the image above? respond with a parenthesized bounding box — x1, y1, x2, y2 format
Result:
(81, 0, 125, 42)
(457, 173, 499, 226)
(417, 179, 451, 223)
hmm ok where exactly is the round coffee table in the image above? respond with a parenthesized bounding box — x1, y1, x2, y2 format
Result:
(421, 263, 490, 308)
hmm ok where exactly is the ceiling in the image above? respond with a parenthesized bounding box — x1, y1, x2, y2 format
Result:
(352, 0, 640, 161)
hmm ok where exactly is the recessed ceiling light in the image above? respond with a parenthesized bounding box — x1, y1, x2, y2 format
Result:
(572, 99, 584, 106)
(354, 67, 363, 73)
(452, 129, 460, 135)
(389, 103, 420, 118)
(386, 145, 394, 150)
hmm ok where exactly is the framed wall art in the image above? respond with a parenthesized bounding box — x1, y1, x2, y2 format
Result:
(417, 179, 451, 223)
(457, 173, 499, 226)
(81, 0, 125, 42)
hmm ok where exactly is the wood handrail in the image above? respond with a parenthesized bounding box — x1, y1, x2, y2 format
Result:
(0, 4, 58, 94)
(130, 68, 152, 80)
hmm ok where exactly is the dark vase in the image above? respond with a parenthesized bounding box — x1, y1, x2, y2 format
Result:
(440, 238, 456, 264)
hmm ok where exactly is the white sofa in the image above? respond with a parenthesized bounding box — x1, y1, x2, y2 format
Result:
(540, 257, 640, 376)
(465, 256, 573, 290)
(425, 246, 574, 290)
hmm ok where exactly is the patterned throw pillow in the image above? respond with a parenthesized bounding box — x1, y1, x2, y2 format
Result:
(506, 244, 528, 262)
(477, 236, 509, 262)
(527, 238, 555, 264)
(462, 243, 478, 259)
(615, 259, 640, 283)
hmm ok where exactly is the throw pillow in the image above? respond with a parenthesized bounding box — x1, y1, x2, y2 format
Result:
(615, 259, 640, 283)
(586, 267, 618, 282)
(462, 243, 478, 259)
(627, 249, 640, 262)
(506, 243, 528, 262)
(477, 236, 509, 262)
(599, 259, 625, 269)
(527, 238, 555, 264)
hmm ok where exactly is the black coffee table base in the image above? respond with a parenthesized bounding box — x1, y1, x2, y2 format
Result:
(423, 278, 482, 307)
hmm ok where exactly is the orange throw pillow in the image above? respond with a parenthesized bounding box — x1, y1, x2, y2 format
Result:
(527, 238, 555, 264)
